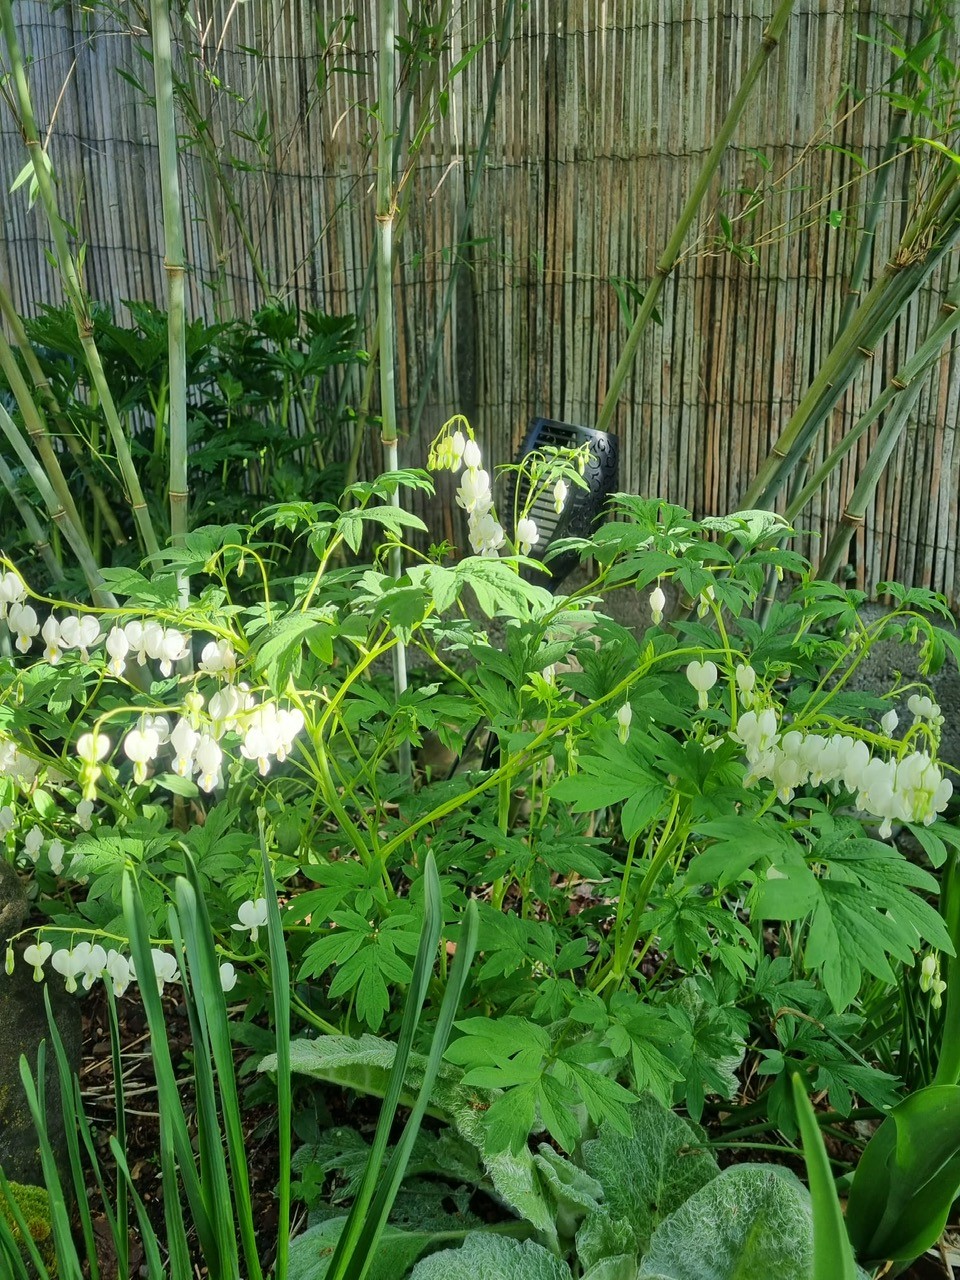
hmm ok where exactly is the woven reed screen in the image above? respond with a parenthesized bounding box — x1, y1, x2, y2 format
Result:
(1, 2, 958, 599)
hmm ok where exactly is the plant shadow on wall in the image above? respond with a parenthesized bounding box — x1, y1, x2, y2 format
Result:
(0, 423, 957, 1275)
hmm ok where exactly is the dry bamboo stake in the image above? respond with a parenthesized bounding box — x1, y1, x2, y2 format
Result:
(0, 452, 63, 583)
(0, 0, 160, 562)
(149, 0, 189, 604)
(594, 0, 798, 435)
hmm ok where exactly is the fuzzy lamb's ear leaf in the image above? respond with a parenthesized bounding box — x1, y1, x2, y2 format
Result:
(636, 1164, 872, 1280)
(579, 1094, 719, 1260)
(638, 1165, 809, 1280)
(408, 1233, 570, 1280)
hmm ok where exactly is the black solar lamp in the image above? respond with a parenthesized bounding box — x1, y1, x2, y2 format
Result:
(504, 417, 620, 588)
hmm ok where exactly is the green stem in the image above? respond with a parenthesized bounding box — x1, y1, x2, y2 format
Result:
(409, 0, 518, 441)
(595, 0, 798, 434)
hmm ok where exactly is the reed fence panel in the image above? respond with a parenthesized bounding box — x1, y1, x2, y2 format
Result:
(1, 1, 958, 600)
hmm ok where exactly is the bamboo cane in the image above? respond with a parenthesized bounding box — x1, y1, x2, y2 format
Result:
(0, 401, 112, 605)
(0, 283, 128, 547)
(744, 184, 960, 510)
(786, 289, 960, 525)
(0, 452, 63, 583)
(148, 0, 189, 606)
(815, 288, 960, 581)
(0, 328, 88, 544)
(594, 0, 798, 436)
(0, 0, 161, 562)
(337, 2, 457, 483)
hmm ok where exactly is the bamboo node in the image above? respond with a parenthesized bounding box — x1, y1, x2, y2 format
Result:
(772, 447, 788, 460)
(841, 511, 865, 527)
(890, 377, 907, 390)
(857, 347, 874, 358)
(942, 302, 958, 315)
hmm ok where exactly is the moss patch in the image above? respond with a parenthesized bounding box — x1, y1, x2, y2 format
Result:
(0, 1180, 57, 1276)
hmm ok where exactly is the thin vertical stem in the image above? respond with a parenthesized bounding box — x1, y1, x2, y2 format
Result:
(149, 0, 190, 606)
(376, 0, 410, 781)
(409, 0, 519, 442)
(594, 0, 798, 435)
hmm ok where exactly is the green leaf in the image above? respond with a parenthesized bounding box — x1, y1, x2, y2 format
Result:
(791, 1076, 858, 1280)
(288, 1217, 462, 1280)
(408, 1233, 571, 1280)
(636, 1165, 815, 1280)
(699, 509, 790, 546)
(580, 1095, 719, 1259)
(249, 608, 336, 686)
(846, 1084, 960, 1264)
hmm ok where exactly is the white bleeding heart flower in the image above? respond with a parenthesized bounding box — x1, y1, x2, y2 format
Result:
(462, 438, 482, 470)
(8, 602, 39, 653)
(23, 824, 43, 862)
(649, 585, 666, 625)
(469, 511, 505, 557)
(219, 962, 238, 993)
(123, 725, 161, 784)
(41, 614, 62, 665)
(0, 570, 27, 619)
(199, 639, 237, 678)
(51, 946, 87, 993)
(515, 516, 539, 557)
(553, 480, 568, 514)
(156, 628, 189, 677)
(170, 718, 199, 777)
(105, 625, 130, 676)
(232, 898, 269, 943)
(194, 734, 223, 792)
(685, 660, 718, 710)
(456, 468, 492, 517)
(616, 702, 632, 744)
(47, 839, 65, 875)
(23, 940, 51, 981)
(105, 949, 133, 996)
(59, 614, 101, 661)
